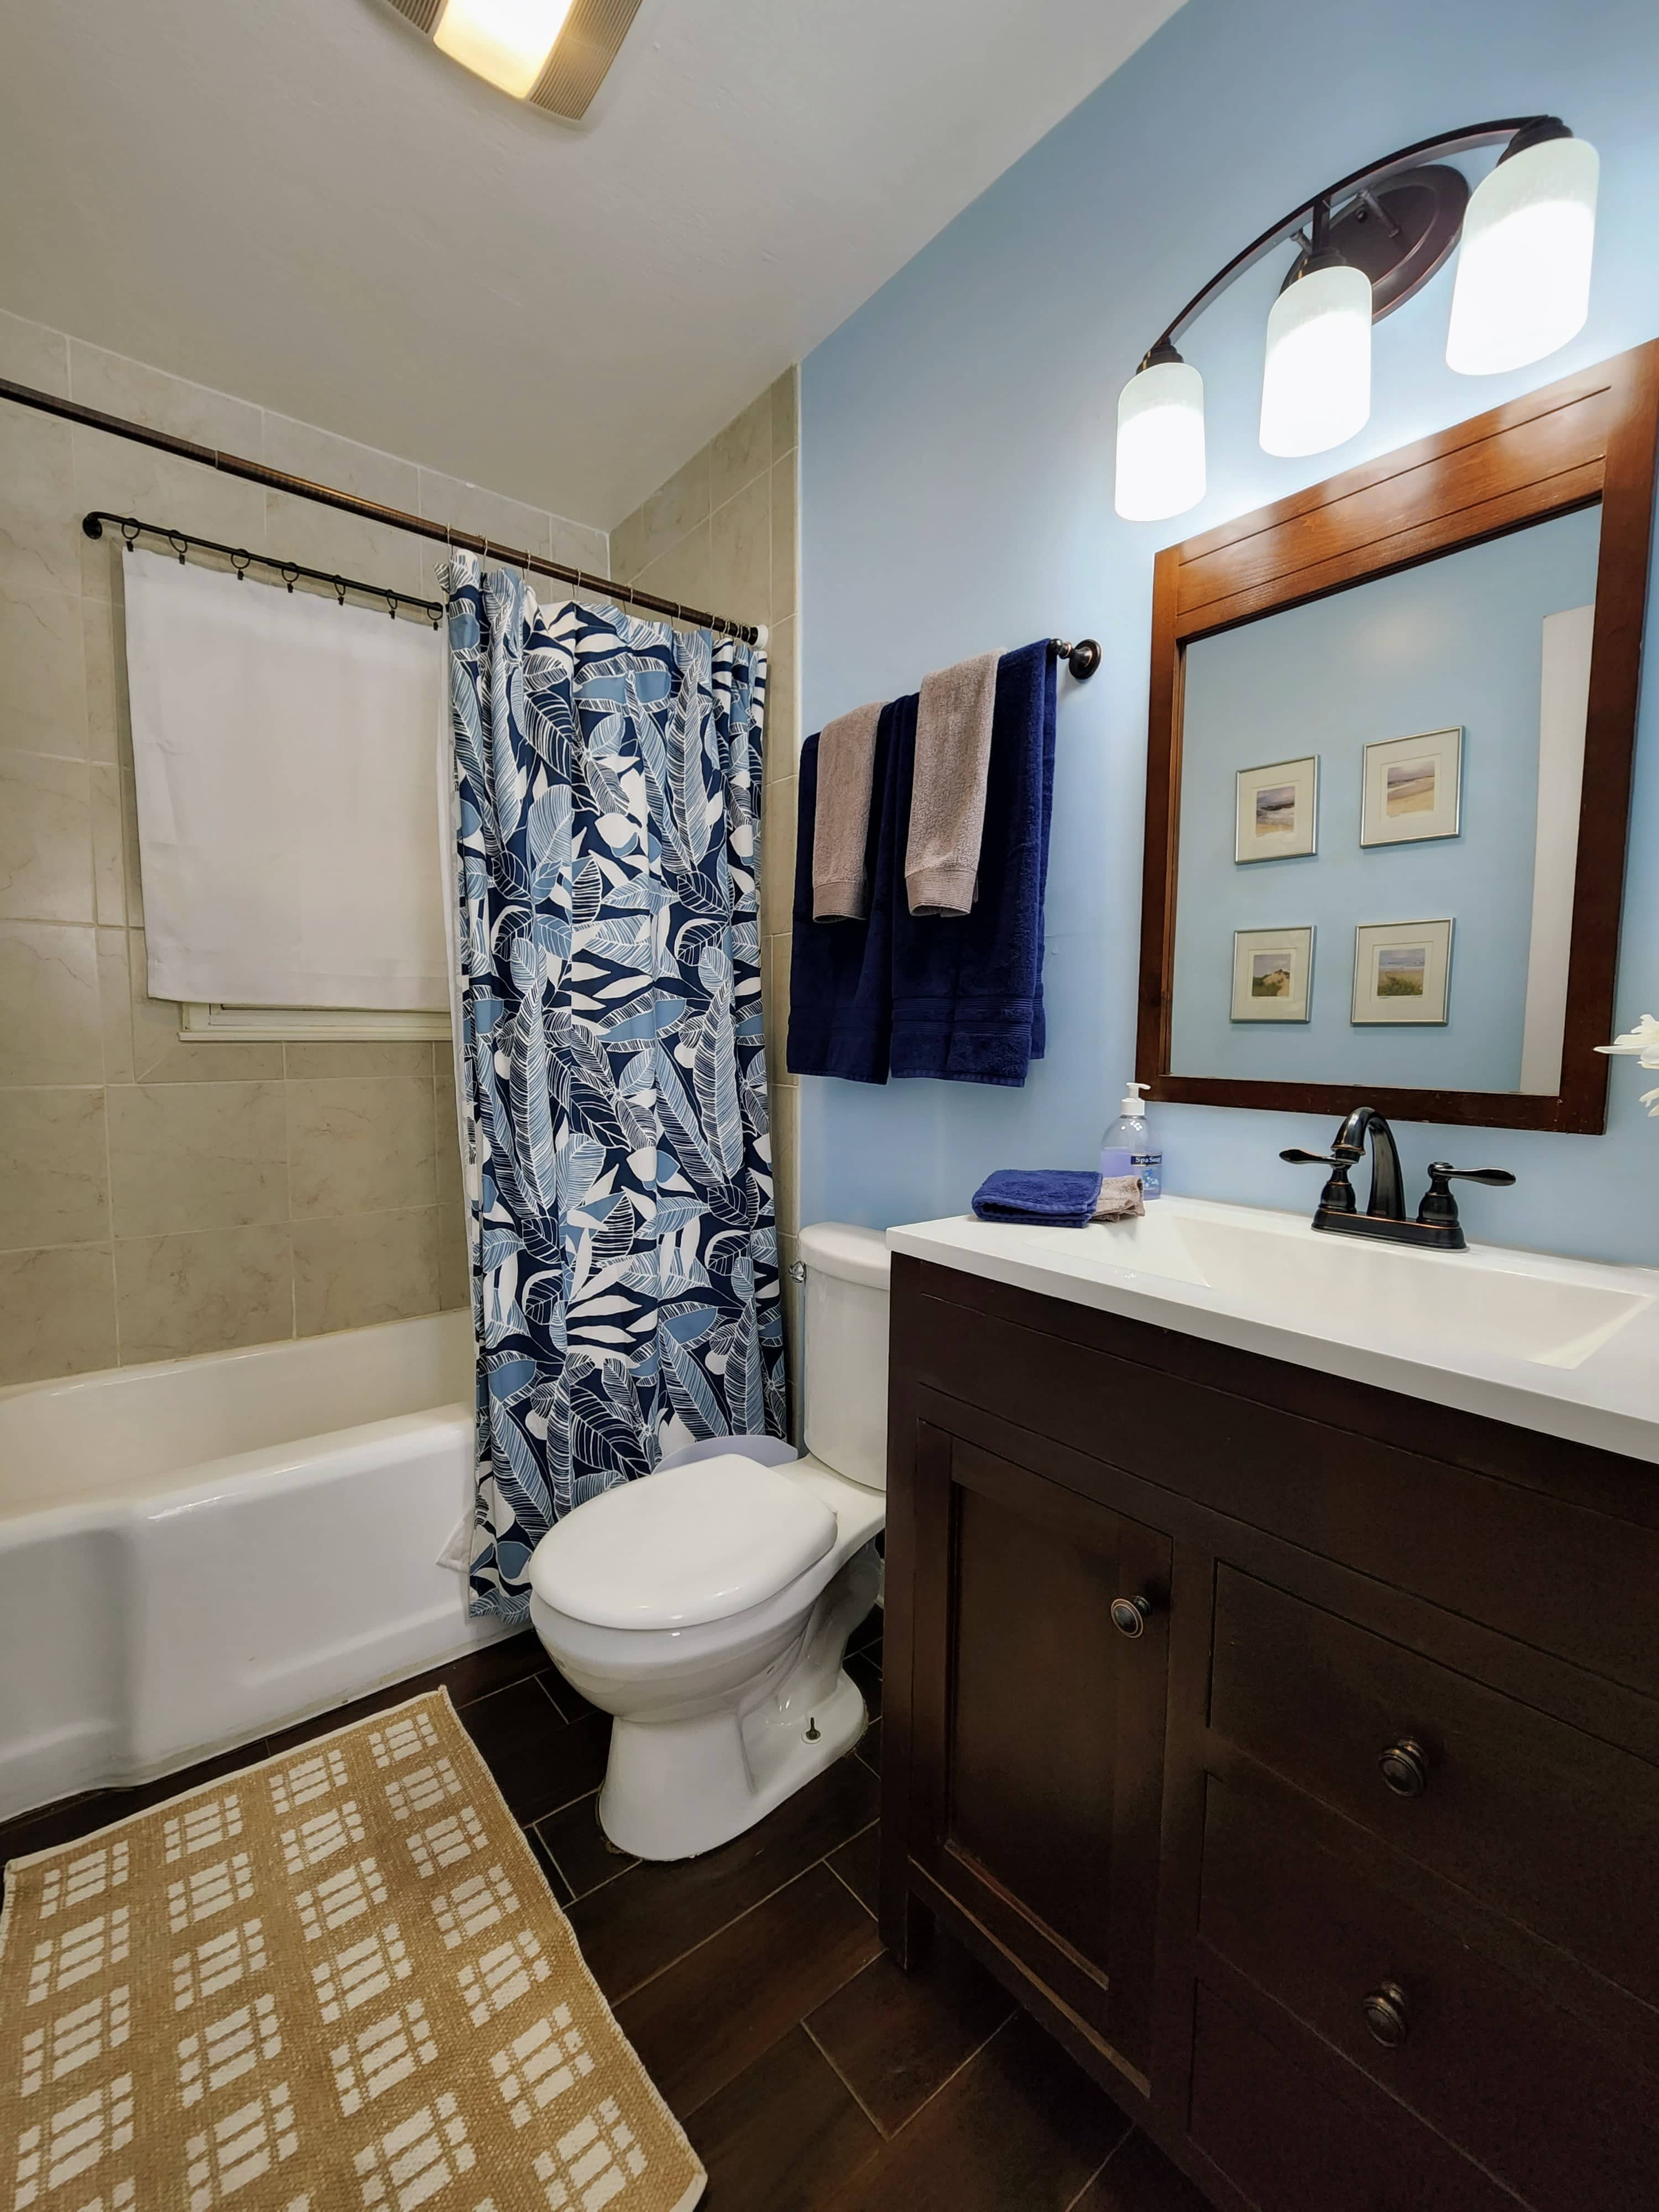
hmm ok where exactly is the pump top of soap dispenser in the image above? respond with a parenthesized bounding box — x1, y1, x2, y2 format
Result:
(1119, 1080, 1150, 1118)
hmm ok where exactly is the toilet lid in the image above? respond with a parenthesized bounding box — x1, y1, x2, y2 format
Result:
(528, 1455, 838, 1630)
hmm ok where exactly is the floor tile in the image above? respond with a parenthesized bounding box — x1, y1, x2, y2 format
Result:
(262, 1640, 536, 1754)
(847, 1647, 883, 1719)
(460, 1683, 611, 1824)
(686, 2025, 881, 2212)
(533, 1790, 638, 1901)
(818, 2011, 1132, 2212)
(568, 1750, 878, 2003)
(826, 1820, 880, 1918)
(523, 1820, 575, 1906)
(1069, 2130, 1213, 2211)
(615, 1863, 882, 2118)
(805, 1931, 1014, 2137)
(848, 1609, 884, 1660)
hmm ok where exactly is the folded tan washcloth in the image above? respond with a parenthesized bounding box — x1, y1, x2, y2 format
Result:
(1094, 1175, 1145, 1220)
(906, 649, 1000, 915)
(812, 700, 885, 921)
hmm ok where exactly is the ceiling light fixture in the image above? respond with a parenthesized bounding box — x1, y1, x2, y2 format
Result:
(1114, 116, 1599, 523)
(432, 0, 575, 99)
(379, 0, 644, 122)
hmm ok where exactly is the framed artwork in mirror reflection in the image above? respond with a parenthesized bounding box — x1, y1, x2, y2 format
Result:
(1235, 755, 1318, 862)
(1361, 727, 1463, 846)
(1230, 926, 1314, 1022)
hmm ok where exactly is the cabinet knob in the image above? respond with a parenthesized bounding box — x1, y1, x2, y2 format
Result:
(1361, 1982, 1412, 2049)
(1378, 1738, 1430, 1798)
(1110, 1595, 1153, 1640)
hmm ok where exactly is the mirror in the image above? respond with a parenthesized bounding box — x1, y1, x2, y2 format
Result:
(1138, 345, 1659, 1133)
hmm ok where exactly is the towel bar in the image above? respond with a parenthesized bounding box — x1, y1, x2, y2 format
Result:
(1050, 638, 1102, 680)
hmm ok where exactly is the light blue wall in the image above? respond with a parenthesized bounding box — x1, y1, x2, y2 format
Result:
(797, 0, 1659, 1267)
(1169, 506, 1601, 1091)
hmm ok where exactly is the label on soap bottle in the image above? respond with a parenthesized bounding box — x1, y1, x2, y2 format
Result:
(1131, 1149, 1162, 1199)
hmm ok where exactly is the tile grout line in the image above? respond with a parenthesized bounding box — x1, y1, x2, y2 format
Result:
(598, 1849, 856, 2010)
(1061, 2120, 1138, 2212)
(799, 2014, 891, 2141)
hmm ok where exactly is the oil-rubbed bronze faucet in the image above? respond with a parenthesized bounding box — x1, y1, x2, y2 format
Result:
(1281, 1105, 1515, 1251)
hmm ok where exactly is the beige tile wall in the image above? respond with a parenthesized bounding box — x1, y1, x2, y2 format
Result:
(0, 305, 608, 1385)
(609, 369, 802, 1366)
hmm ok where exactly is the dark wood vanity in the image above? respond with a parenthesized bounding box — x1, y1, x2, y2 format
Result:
(880, 1253, 1659, 2211)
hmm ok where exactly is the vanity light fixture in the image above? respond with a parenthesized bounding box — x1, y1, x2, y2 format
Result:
(1114, 116, 1599, 522)
(378, 0, 644, 121)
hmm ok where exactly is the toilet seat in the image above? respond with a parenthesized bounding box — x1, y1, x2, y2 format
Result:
(528, 1454, 837, 1631)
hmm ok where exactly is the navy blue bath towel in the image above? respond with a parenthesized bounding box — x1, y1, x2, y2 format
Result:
(971, 1169, 1104, 1228)
(786, 642, 1057, 1087)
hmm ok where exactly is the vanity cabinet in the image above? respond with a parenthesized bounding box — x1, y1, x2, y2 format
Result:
(880, 1254, 1659, 2212)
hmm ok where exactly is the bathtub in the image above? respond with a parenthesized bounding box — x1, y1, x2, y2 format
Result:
(0, 1310, 509, 1824)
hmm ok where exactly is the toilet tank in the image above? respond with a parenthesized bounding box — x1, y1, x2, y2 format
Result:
(799, 1222, 891, 1493)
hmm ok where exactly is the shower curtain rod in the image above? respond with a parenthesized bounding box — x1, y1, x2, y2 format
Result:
(82, 512, 447, 623)
(2, 374, 1102, 679)
(0, 373, 763, 643)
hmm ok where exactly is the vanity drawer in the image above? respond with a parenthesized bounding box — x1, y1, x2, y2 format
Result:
(1199, 1771, 1659, 2210)
(1188, 1980, 1512, 2212)
(1209, 1566, 1659, 2007)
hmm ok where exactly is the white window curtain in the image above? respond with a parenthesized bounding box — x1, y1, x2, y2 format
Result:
(123, 549, 450, 1010)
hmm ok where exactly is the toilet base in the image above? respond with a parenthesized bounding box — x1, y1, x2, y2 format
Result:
(597, 1662, 867, 1862)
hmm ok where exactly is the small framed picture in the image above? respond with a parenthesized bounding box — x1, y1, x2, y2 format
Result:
(1230, 926, 1314, 1022)
(1360, 727, 1462, 846)
(1352, 919, 1454, 1025)
(1235, 755, 1318, 862)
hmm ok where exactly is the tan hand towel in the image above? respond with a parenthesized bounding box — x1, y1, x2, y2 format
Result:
(812, 700, 885, 921)
(1094, 1174, 1145, 1221)
(906, 650, 1000, 916)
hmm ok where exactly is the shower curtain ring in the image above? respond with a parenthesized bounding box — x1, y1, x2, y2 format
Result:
(279, 563, 299, 593)
(169, 530, 189, 565)
(384, 589, 399, 620)
(231, 549, 251, 582)
(332, 576, 347, 606)
(121, 519, 141, 555)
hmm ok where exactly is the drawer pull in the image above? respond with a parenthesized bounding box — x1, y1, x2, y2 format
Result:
(1378, 1737, 1430, 1798)
(1361, 1983, 1412, 2049)
(1110, 1594, 1153, 1640)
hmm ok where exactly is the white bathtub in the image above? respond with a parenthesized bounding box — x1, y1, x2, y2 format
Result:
(0, 1310, 510, 1824)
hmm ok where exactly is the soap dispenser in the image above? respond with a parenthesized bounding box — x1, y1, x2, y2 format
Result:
(1100, 1079, 1162, 1199)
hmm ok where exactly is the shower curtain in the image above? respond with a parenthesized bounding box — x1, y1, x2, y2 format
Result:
(442, 552, 785, 1620)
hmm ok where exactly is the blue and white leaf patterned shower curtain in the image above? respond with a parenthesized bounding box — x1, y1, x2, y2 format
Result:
(442, 551, 785, 1620)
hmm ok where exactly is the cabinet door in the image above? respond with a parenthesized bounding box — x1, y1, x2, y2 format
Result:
(906, 1424, 1171, 2075)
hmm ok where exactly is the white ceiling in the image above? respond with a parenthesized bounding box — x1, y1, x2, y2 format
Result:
(0, 0, 1181, 527)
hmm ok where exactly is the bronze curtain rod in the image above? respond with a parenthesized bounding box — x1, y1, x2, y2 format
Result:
(0, 374, 763, 643)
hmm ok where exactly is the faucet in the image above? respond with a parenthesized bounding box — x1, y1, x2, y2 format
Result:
(1281, 1105, 1515, 1251)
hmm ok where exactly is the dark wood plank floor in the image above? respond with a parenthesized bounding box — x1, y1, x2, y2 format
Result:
(0, 1611, 1204, 2209)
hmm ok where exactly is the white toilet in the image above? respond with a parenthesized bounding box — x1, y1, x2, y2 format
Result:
(527, 1222, 890, 1861)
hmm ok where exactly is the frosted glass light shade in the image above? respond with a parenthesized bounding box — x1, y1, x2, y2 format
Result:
(433, 0, 575, 97)
(1115, 358, 1206, 522)
(1446, 136, 1599, 374)
(1259, 260, 1373, 458)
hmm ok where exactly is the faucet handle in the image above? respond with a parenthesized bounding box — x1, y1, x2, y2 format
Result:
(1279, 1147, 1357, 1215)
(1417, 1161, 1516, 1228)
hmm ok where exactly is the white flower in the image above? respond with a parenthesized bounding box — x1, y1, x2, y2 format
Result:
(1597, 1014, 1659, 1068)
(1642, 1087, 1659, 1120)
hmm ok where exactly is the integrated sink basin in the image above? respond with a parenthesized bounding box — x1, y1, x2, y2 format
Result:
(1026, 1203, 1647, 1370)
(888, 1195, 1659, 1464)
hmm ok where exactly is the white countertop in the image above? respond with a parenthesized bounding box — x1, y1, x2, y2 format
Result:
(886, 1194, 1659, 1466)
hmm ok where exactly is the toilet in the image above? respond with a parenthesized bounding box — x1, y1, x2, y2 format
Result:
(527, 1222, 890, 1861)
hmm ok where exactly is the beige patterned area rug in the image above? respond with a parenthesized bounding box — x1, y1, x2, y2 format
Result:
(0, 1691, 704, 2212)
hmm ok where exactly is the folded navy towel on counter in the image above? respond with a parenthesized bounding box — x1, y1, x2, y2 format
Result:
(971, 1168, 1104, 1228)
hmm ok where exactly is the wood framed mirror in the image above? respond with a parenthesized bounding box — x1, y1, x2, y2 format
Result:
(1136, 342, 1659, 1133)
